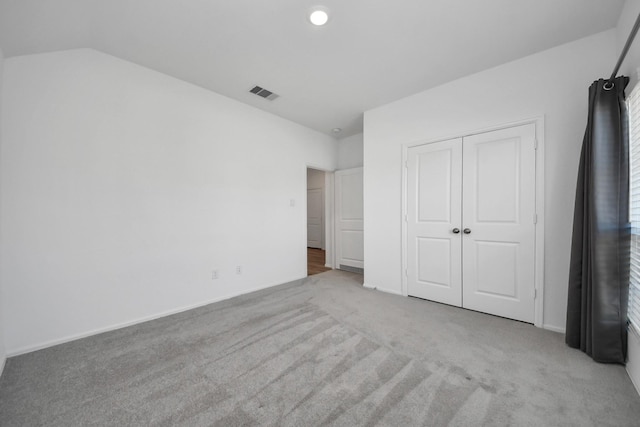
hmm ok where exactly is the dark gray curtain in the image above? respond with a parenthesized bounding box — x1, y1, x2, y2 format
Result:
(566, 76, 630, 364)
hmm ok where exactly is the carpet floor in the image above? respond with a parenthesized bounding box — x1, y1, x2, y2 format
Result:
(0, 270, 639, 426)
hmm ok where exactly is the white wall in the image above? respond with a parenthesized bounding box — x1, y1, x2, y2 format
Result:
(0, 46, 6, 374)
(307, 168, 326, 190)
(337, 133, 363, 170)
(363, 30, 617, 332)
(0, 48, 337, 354)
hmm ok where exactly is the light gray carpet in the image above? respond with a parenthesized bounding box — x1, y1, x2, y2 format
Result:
(0, 270, 639, 426)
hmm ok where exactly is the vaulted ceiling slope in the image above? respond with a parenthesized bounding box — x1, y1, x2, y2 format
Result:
(0, 0, 626, 137)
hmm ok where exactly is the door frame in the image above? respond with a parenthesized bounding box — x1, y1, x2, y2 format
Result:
(401, 117, 545, 328)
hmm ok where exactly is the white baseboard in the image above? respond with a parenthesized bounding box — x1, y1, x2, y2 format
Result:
(0, 355, 5, 378)
(7, 275, 306, 357)
(363, 283, 404, 296)
(542, 324, 565, 334)
(627, 326, 640, 397)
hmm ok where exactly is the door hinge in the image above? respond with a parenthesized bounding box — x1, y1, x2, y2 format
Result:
(404, 161, 408, 168)
(533, 213, 538, 224)
(534, 289, 537, 299)
(405, 268, 408, 277)
(404, 214, 408, 222)
(534, 139, 538, 150)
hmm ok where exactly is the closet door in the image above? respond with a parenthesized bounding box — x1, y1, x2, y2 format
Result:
(461, 124, 536, 323)
(407, 138, 463, 306)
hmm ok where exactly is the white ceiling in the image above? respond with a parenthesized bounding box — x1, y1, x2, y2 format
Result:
(0, 0, 626, 137)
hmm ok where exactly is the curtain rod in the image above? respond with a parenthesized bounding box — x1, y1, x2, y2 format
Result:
(610, 11, 640, 81)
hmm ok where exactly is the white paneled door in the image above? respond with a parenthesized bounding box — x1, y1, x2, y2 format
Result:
(307, 188, 323, 249)
(407, 138, 463, 306)
(406, 123, 537, 323)
(335, 167, 364, 270)
(462, 125, 536, 322)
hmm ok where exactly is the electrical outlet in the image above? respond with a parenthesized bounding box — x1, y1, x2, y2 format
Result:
(212, 270, 218, 280)
(236, 265, 242, 275)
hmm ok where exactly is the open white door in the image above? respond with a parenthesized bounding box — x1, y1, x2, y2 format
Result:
(335, 167, 364, 271)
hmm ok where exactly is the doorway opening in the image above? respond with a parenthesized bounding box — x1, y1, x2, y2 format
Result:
(307, 167, 332, 276)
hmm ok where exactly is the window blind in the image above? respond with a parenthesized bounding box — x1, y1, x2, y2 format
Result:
(629, 83, 640, 331)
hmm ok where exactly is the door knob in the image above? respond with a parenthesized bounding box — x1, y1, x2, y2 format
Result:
(452, 228, 460, 234)
(463, 228, 471, 234)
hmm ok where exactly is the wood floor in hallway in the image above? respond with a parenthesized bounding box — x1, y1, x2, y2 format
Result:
(307, 248, 331, 276)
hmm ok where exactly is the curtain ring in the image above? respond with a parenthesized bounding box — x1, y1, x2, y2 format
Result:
(603, 81, 615, 91)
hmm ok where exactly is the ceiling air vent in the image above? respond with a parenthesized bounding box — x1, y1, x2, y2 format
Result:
(249, 85, 279, 101)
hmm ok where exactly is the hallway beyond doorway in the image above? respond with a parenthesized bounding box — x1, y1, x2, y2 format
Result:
(307, 248, 331, 276)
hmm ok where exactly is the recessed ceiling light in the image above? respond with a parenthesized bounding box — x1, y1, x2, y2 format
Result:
(332, 128, 342, 134)
(309, 7, 329, 26)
